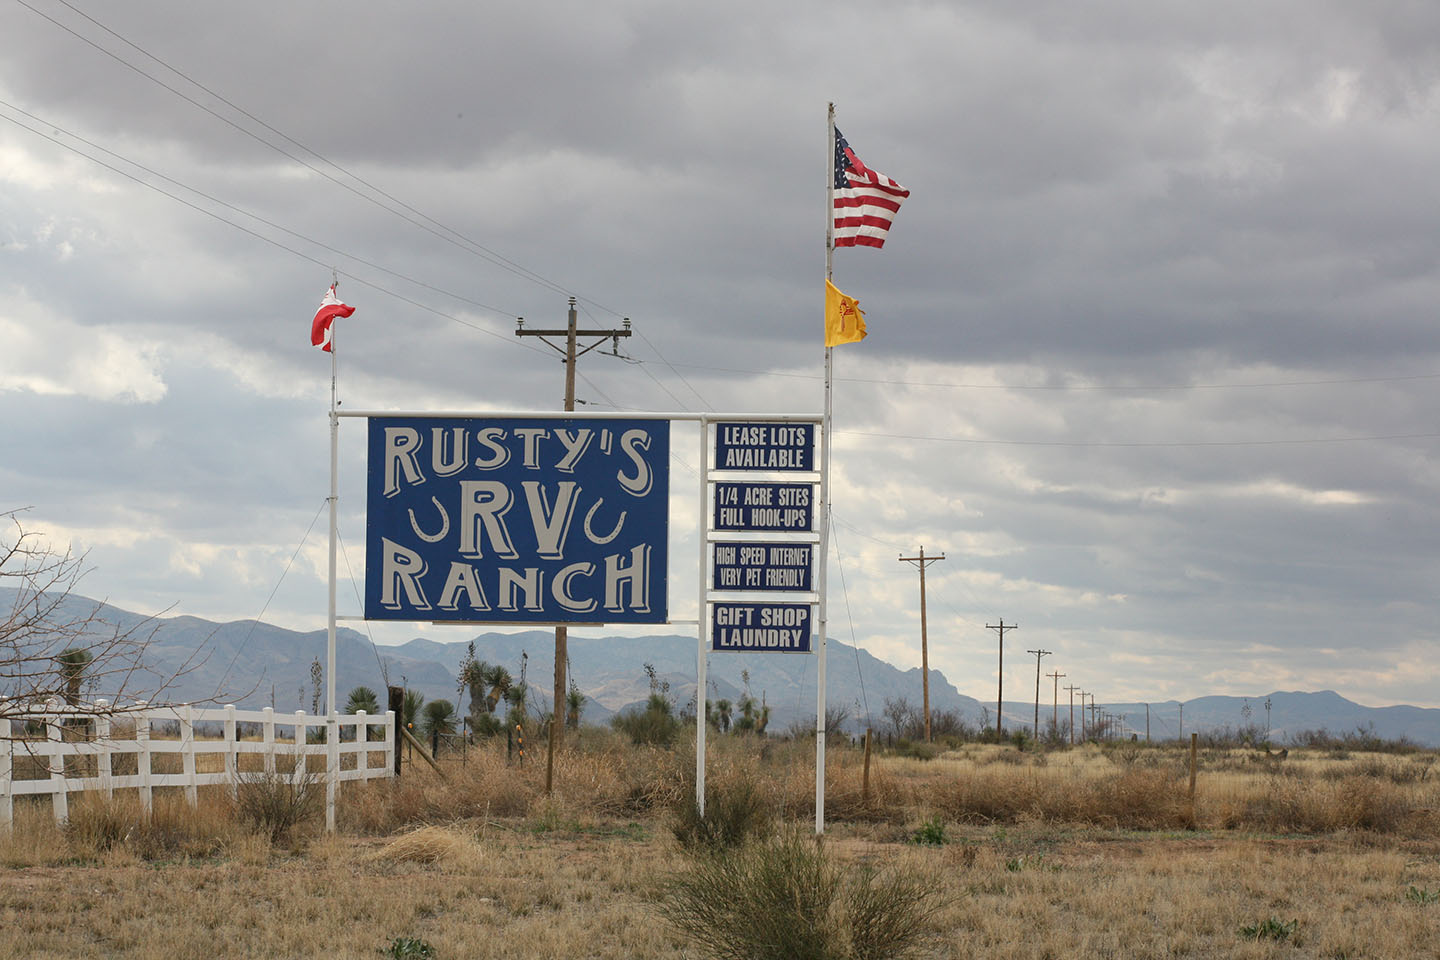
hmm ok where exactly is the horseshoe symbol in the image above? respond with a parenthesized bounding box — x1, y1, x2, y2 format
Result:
(583, 498, 626, 544)
(408, 496, 450, 543)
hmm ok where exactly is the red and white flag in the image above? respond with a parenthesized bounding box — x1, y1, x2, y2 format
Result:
(832, 127, 909, 249)
(310, 283, 354, 352)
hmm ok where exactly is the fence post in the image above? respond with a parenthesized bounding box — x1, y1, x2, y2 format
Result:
(326, 711, 339, 832)
(384, 710, 396, 780)
(179, 705, 196, 808)
(293, 711, 307, 775)
(224, 705, 238, 799)
(387, 687, 404, 778)
(46, 707, 68, 825)
(263, 706, 276, 776)
(862, 728, 872, 806)
(136, 702, 152, 817)
(1188, 732, 1199, 825)
(1, 712, 12, 835)
(95, 700, 113, 800)
(356, 711, 367, 780)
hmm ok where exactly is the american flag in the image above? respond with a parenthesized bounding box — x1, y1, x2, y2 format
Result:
(833, 127, 909, 249)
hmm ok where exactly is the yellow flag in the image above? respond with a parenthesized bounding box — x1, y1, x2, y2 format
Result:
(825, 279, 867, 347)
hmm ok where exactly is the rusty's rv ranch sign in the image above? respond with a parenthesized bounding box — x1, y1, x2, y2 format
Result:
(363, 416, 669, 623)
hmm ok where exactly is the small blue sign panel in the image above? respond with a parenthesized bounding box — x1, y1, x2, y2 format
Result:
(713, 482, 814, 532)
(712, 542, 813, 592)
(364, 417, 669, 624)
(712, 602, 813, 652)
(714, 422, 815, 472)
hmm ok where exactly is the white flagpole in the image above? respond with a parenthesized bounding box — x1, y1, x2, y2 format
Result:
(325, 285, 339, 832)
(816, 102, 836, 835)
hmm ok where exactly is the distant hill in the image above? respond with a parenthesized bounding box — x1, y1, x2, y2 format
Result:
(6, 588, 1440, 744)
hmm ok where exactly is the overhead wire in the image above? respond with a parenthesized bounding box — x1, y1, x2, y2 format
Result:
(23, 0, 746, 423)
(219, 498, 327, 686)
(336, 527, 392, 687)
(636, 359, 1440, 393)
(0, 98, 519, 322)
(827, 520, 872, 731)
(0, 107, 555, 357)
(15, 0, 577, 298)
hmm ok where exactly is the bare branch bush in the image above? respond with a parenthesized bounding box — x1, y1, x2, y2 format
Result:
(0, 509, 212, 733)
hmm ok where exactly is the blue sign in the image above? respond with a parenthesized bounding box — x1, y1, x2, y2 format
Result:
(711, 602, 813, 652)
(364, 417, 669, 623)
(713, 482, 813, 532)
(712, 542, 813, 592)
(714, 422, 815, 472)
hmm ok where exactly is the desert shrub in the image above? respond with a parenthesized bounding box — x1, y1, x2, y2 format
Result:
(1218, 775, 1414, 833)
(909, 816, 947, 846)
(661, 829, 944, 960)
(929, 767, 1185, 829)
(66, 791, 237, 859)
(384, 937, 436, 959)
(234, 762, 324, 842)
(371, 826, 475, 866)
(612, 694, 681, 746)
(673, 771, 773, 850)
(891, 739, 939, 761)
(1238, 917, 1298, 943)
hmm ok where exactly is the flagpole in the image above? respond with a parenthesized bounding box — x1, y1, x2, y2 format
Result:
(815, 102, 836, 836)
(325, 290, 339, 833)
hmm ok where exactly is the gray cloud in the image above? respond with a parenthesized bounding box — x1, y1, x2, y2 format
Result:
(3, 0, 1440, 710)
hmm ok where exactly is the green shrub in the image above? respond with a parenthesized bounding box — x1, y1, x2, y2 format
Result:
(891, 740, 939, 761)
(662, 829, 944, 960)
(1238, 917, 1298, 942)
(673, 773, 773, 850)
(384, 937, 436, 959)
(908, 816, 947, 846)
(1406, 885, 1440, 905)
(612, 694, 681, 746)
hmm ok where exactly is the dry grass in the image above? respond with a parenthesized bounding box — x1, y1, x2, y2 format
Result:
(3, 735, 1440, 957)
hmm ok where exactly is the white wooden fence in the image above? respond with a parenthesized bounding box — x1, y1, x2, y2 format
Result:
(0, 702, 395, 832)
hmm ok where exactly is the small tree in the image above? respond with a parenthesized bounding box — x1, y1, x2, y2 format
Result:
(421, 699, 457, 739)
(55, 647, 94, 705)
(402, 689, 425, 730)
(715, 698, 733, 733)
(344, 686, 380, 715)
(483, 664, 512, 714)
(566, 680, 584, 729)
(1, 510, 211, 730)
(309, 658, 323, 715)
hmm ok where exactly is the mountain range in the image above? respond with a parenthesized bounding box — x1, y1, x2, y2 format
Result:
(8, 588, 1440, 745)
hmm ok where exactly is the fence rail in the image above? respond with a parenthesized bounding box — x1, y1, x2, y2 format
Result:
(0, 703, 395, 831)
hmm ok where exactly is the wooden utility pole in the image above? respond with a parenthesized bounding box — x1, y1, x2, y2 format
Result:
(1047, 670, 1065, 741)
(1025, 649, 1051, 740)
(899, 547, 945, 741)
(516, 298, 631, 796)
(986, 620, 1015, 736)
(1145, 702, 1150, 742)
(1064, 684, 1078, 745)
(1178, 701, 1184, 739)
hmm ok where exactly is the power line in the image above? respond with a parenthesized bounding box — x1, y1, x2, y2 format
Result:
(220, 498, 327, 686)
(0, 98, 520, 321)
(0, 107, 554, 355)
(15, 0, 578, 298)
(837, 428, 1440, 449)
(640, 358, 1440, 393)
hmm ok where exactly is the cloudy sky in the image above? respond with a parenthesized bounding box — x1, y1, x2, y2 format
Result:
(4, 0, 1440, 711)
